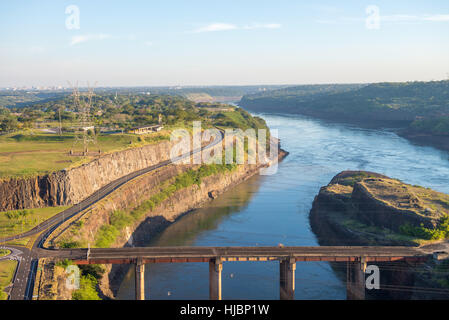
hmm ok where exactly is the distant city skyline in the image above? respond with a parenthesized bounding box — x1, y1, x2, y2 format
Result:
(1, 0, 449, 87)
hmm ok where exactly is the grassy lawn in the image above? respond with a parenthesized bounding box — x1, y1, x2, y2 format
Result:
(0, 260, 17, 300)
(0, 206, 70, 239)
(0, 130, 170, 178)
(0, 249, 10, 257)
(1, 238, 31, 247)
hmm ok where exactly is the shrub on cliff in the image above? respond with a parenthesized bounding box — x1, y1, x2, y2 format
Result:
(95, 225, 119, 248)
(72, 274, 101, 300)
(91, 163, 239, 248)
(399, 216, 449, 240)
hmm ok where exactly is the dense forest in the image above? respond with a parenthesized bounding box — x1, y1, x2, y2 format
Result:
(240, 80, 449, 135)
(0, 85, 289, 109)
(0, 92, 269, 134)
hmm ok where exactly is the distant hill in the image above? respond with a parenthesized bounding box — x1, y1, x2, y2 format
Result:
(240, 80, 449, 125)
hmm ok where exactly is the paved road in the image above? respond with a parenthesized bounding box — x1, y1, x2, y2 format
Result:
(3, 130, 223, 300)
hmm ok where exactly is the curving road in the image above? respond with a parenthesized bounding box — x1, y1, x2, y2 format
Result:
(1, 130, 224, 300)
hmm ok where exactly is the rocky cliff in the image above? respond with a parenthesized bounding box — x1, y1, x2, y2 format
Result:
(309, 171, 449, 299)
(310, 170, 449, 246)
(0, 140, 179, 211)
(36, 146, 288, 299)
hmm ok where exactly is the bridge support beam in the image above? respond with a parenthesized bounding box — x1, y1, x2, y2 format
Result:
(135, 259, 145, 300)
(279, 258, 296, 300)
(209, 258, 222, 300)
(346, 259, 366, 300)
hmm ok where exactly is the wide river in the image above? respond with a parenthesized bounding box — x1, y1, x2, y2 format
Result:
(117, 113, 449, 299)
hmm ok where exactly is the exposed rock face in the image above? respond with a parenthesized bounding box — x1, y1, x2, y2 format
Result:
(351, 181, 437, 232)
(310, 170, 447, 244)
(310, 170, 449, 300)
(0, 140, 178, 211)
(45, 149, 288, 299)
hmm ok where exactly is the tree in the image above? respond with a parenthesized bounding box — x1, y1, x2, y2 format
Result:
(0, 117, 18, 133)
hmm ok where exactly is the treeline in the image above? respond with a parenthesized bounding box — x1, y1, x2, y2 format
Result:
(0, 92, 268, 134)
(240, 80, 449, 133)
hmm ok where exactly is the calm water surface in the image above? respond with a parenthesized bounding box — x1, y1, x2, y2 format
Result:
(117, 113, 449, 300)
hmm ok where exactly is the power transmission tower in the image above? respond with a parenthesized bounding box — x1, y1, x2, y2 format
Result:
(69, 82, 97, 155)
(58, 107, 62, 136)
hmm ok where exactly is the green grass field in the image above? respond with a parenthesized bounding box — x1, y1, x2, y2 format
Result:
(0, 260, 17, 300)
(0, 130, 170, 178)
(0, 206, 70, 239)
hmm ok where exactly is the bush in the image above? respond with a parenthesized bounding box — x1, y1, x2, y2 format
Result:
(60, 241, 81, 248)
(110, 210, 132, 230)
(56, 259, 73, 269)
(92, 163, 236, 247)
(72, 274, 101, 300)
(400, 216, 449, 240)
(95, 225, 119, 248)
(79, 264, 105, 280)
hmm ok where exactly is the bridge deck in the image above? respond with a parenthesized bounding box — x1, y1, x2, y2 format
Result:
(54, 246, 431, 264)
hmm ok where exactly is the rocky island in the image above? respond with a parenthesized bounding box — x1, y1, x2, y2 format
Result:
(310, 170, 449, 299)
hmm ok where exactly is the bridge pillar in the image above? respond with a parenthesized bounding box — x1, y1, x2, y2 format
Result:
(209, 258, 222, 300)
(135, 259, 145, 300)
(279, 258, 296, 300)
(346, 259, 366, 300)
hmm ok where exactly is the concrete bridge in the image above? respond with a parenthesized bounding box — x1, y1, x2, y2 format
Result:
(54, 245, 434, 300)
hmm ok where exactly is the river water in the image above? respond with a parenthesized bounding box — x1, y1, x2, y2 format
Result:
(116, 113, 449, 300)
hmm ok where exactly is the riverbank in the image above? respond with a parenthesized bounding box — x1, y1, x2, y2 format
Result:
(239, 80, 449, 153)
(100, 148, 288, 299)
(397, 129, 449, 153)
(35, 145, 288, 299)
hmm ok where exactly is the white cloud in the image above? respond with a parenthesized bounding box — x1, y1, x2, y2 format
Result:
(70, 33, 113, 46)
(144, 41, 153, 47)
(192, 23, 281, 33)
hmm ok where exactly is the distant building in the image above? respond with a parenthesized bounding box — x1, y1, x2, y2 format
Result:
(128, 125, 163, 135)
(82, 126, 95, 131)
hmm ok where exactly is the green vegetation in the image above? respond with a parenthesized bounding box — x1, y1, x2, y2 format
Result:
(0, 131, 170, 178)
(0, 91, 268, 178)
(70, 264, 104, 300)
(334, 172, 384, 187)
(71, 274, 101, 300)
(400, 216, 449, 240)
(319, 171, 449, 245)
(0, 206, 69, 239)
(0, 91, 66, 109)
(0, 260, 17, 300)
(94, 163, 237, 248)
(214, 108, 269, 132)
(240, 80, 449, 130)
(0, 249, 10, 257)
(410, 116, 449, 135)
(55, 259, 73, 269)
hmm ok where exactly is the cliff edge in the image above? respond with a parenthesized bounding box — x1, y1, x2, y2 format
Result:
(310, 170, 449, 246)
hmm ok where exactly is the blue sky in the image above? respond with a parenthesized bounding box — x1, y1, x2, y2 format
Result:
(1, 0, 448, 87)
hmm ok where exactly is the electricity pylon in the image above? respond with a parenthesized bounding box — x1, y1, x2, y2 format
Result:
(69, 82, 97, 155)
